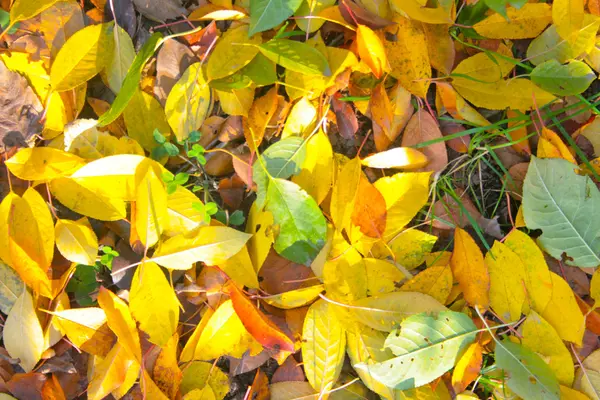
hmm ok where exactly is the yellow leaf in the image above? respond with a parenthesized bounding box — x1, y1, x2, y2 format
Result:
(591, 268, 600, 308)
(220, 246, 259, 289)
(3, 290, 45, 372)
(302, 299, 346, 393)
(356, 24, 387, 79)
(350, 291, 446, 331)
(364, 258, 406, 296)
(390, 0, 453, 24)
(423, 24, 455, 75)
(452, 48, 515, 80)
(374, 172, 431, 242)
(553, 0, 585, 44)
(372, 229, 437, 270)
(245, 86, 278, 151)
(450, 228, 490, 309)
(180, 360, 230, 399)
(207, 25, 261, 81)
(452, 76, 556, 111)
(55, 218, 98, 266)
(123, 88, 172, 152)
(541, 272, 584, 345)
(485, 241, 526, 322)
(6, 147, 85, 181)
(436, 82, 491, 127)
(50, 177, 127, 221)
(164, 185, 208, 236)
(538, 127, 577, 163)
(64, 119, 133, 160)
(382, 16, 431, 98)
(330, 157, 361, 233)
(361, 147, 429, 170)
(282, 97, 317, 138)
(88, 343, 138, 400)
(183, 386, 216, 400)
(474, 4, 552, 39)
(51, 307, 115, 357)
(135, 167, 168, 248)
(292, 130, 334, 205)
(166, 63, 213, 142)
(263, 284, 325, 309)
(0, 193, 52, 297)
(561, 385, 591, 400)
(22, 187, 54, 266)
(216, 87, 254, 117)
(193, 300, 263, 360)
(323, 244, 367, 302)
(129, 262, 179, 346)
(400, 265, 453, 304)
(151, 226, 251, 270)
(503, 229, 553, 314)
(245, 203, 274, 272)
(140, 369, 171, 400)
(295, 0, 337, 33)
(180, 308, 214, 363)
(51, 23, 115, 91)
(520, 310, 574, 386)
(69, 154, 147, 201)
(97, 287, 142, 361)
(9, 0, 64, 23)
(452, 342, 483, 393)
(567, 14, 600, 57)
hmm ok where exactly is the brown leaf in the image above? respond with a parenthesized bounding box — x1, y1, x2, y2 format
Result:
(131, 0, 186, 21)
(338, 0, 395, 29)
(228, 350, 271, 376)
(219, 175, 245, 210)
(259, 250, 318, 294)
(245, 87, 278, 151)
(271, 356, 306, 383)
(205, 150, 234, 176)
(0, 60, 43, 150)
(7, 372, 46, 400)
(402, 109, 448, 173)
(218, 116, 244, 143)
(247, 369, 270, 400)
(351, 175, 387, 238)
(505, 162, 529, 199)
(332, 94, 358, 139)
(41, 374, 66, 400)
(154, 38, 196, 106)
(440, 121, 470, 153)
(432, 188, 482, 230)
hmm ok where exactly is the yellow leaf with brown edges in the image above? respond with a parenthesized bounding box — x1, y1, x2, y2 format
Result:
(450, 228, 490, 309)
(356, 24, 387, 79)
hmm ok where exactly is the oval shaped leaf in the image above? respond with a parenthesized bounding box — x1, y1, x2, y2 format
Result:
(259, 39, 330, 76)
(249, 0, 304, 36)
(531, 59, 595, 96)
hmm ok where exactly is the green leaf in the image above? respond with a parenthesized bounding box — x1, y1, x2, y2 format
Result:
(98, 32, 164, 127)
(249, 0, 304, 36)
(526, 25, 574, 66)
(302, 299, 346, 393)
(105, 25, 135, 93)
(496, 340, 560, 400)
(354, 311, 477, 390)
(254, 137, 308, 207)
(243, 53, 278, 86)
(522, 157, 600, 267)
(531, 60, 596, 96)
(259, 39, 331, 76)
(50, 23, 115, 91)
(265, 178, 326, 265)
(0, 261, 24, 315)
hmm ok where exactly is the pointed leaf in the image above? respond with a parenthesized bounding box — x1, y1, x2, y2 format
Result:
(249, 0, 304, 36)
(259, 39, 330, 76)
(55, 218, 99, 266)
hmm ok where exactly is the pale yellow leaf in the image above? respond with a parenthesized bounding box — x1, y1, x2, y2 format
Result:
(361, 147, 429, 170)
(389, 0, 452, 24)
(151, 225, 251, 270)
(88, 343, 138, 400)
(382, 229, 438, 270)
(98, 287, 142, 361)
(55, 218, 99, 266)
(3, 290, 45, 372)
(164, 185, 208, 236)
(302, 299, 346, 393)
(135, 167, 168, 248)
(364, 258, 406, 296)
(282, 97, 317, 138)
(330, 157, 361, 233)
(52, 307, 115, 357)
(553, 0, 585, 44)
(129, 262, 179, 346)
(104, 25, 135, 93)
(216, 87, 254, 117)
(263, 284, 325, 309)
(295, 0, 337, 33)
(246, 204, 275, 272)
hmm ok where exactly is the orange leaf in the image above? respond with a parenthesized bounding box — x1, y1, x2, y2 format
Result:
(450, 228, 490, 308)
(538, 127, 577, 163)
(451, 342, 483, 393)
(225, 282, 295, 353)
(41, 375, 66, 400)
(356, 24, 387, 78)
(506, 110, 531, 154)
(97, 287, 142, 362)
(369, 83, 394, 142)
(245, 87, 278, 152)
(351, 176, 387, 238)
(575, 294, 600, 335)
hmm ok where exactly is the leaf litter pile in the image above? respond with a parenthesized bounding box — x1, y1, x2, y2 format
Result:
(4, 0, 600, 399)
